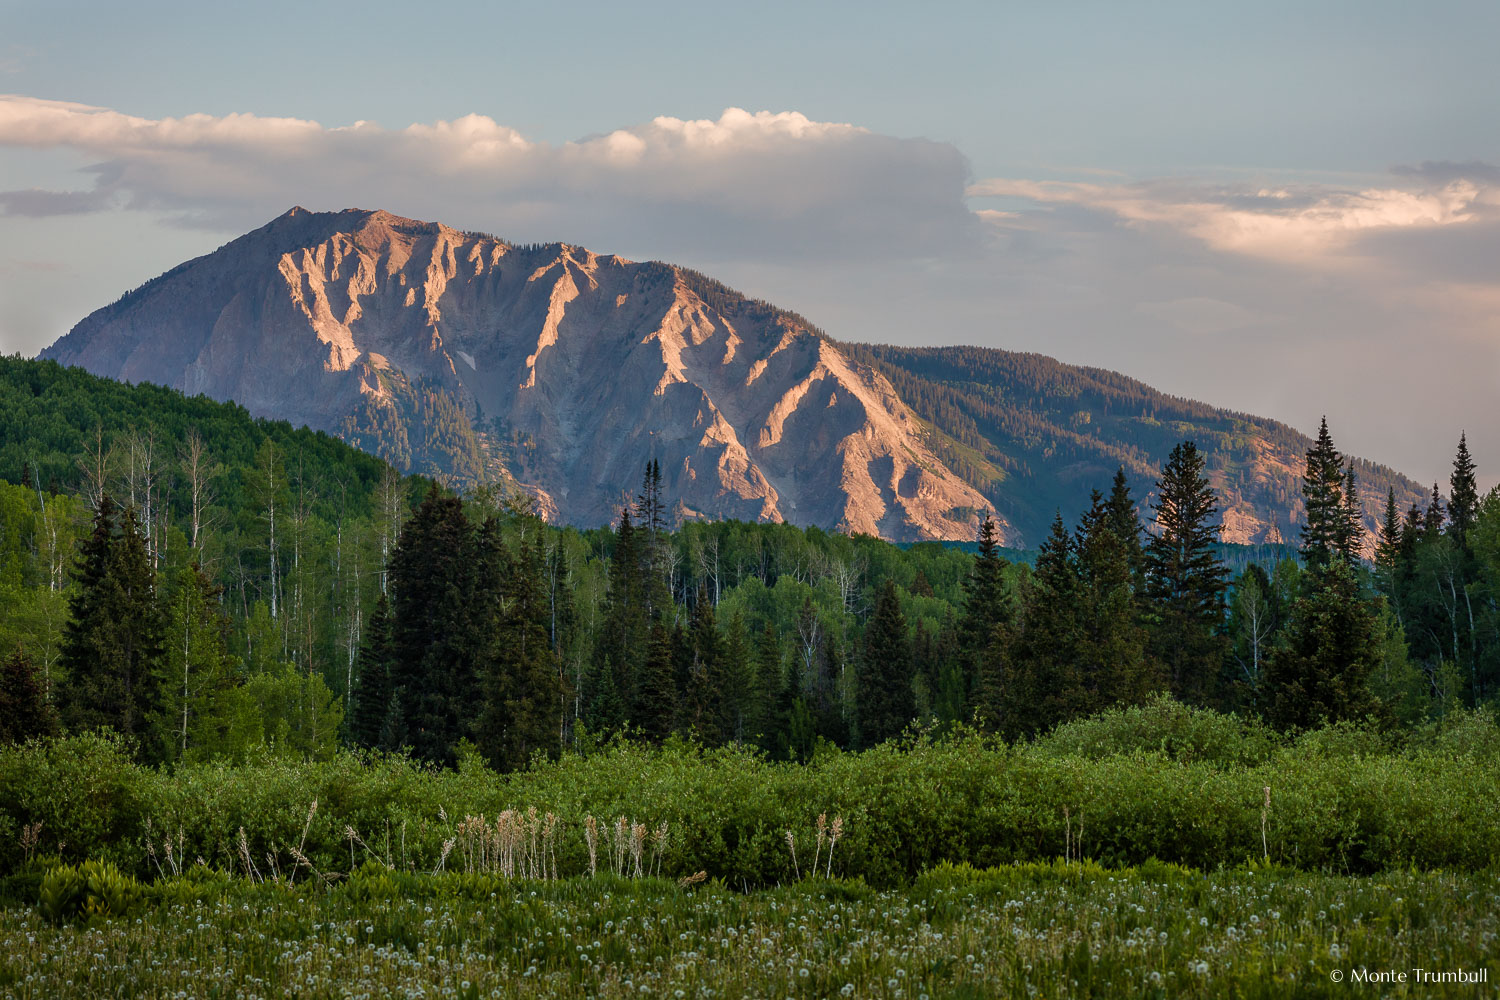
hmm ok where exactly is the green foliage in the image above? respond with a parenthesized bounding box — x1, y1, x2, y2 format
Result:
(1144, 441, 1228, 705)
(0, 647, 57, 743)
(36, 863, 85, 925)
(1035, 694, 1276, 767)
(38, 859, 141, 924)
(1265, 560, 1380, 731)
(3, 719, 1499, 890)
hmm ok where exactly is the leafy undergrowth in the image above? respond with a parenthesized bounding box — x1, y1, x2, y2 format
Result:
(1, 862, 1496, 998)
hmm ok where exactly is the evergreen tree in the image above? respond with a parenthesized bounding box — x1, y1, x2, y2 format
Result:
(858, 579, 913, 747)
(1005, 513, 1080, 738)
(1374, 487, 1403, 604)
(1449, 432, 1479, 549)
(1337, 462, 1363, 560)
(58, 498, 167, 761)
(683, 592, 727, 744)
(1104, 467, 1146, 579)
(0, 647, 58, 744)
(1144, 441, 1228, 706)
(633, 619, 678, 744)
(593, 508, 646, 731)
(929, 613, 966, 726)
(349, 593, 393, 750)
(1264, 560, 1380, 730)
(633, 461, 672, 619)
(1424, 483, 1445, 538)
(1299, 418, 1347, 568)
(720, 612, 753, 743)
(958, 513, 1011, 715)
(387, 485, 478, 765)
(477, 530, 564, 771)
(1075, 489, 1157, 712)
(747, 623, 787, 752)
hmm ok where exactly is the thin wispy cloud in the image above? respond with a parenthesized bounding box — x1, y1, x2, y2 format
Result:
(969, 174, 1494, 260)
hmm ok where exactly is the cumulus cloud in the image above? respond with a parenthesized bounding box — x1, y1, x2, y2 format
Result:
(0, 95, 978, 261)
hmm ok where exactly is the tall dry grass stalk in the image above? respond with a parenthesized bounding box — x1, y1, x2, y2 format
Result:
(452, 807, 562, 879)
(786, 830, 799, 880)
(650, 821, 669, 877)
(585, 815, 598, 877)
(19, 821, 43, 867)
(289, 799, 317, 886)
(630, 822, 647, 878)
(1262, 786, 1271, 862)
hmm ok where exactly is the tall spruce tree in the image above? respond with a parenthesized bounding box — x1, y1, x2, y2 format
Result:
(1264, 559, 1379, 730)
(633, 619, 678, 744)
(748, 623, 788, 752)
(1075, 490, 1157, 713)
(349, 593, 394, 750)
(634, 461, 672, 619)
(386, 485, 478, 764)
(683, 592, 727, 744)
(1004, 513, 1081, 738)
(1105, 467, 1146, 580)
(958, 513, 1011, 718)
(476, 529, 564, 771)
(1375, 488, 1402, 603)
(1423, 484, 1445, 538)
(593, 508, 646, 732)
(1449, 433, 1479, 549)
(1337, 463, 1363, 560)
(858, 579, 913, 747)
(1300, 418, 1348, 568)
(58, 498, 167, 761)
(1144, 441, 1228, 706)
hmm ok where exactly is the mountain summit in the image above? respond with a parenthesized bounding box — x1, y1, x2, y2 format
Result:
(42, 208, 995, 541)
(42, 208, 1425, 546)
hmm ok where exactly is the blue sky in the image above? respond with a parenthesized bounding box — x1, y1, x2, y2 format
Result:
(2, 0, 1498, 487)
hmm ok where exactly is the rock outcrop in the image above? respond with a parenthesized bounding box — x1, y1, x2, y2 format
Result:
(44, 208, 998, 542)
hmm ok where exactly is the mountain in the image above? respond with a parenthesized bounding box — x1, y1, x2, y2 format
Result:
(836, 343, 1427, 549)
(41, 207, 1425, 546)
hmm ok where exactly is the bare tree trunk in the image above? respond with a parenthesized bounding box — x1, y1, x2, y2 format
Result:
(78, 425, 112, 511)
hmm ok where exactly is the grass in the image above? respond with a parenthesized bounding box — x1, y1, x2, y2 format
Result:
(1, 862, 1496, 998)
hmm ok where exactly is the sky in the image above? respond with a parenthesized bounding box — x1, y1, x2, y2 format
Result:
(2, 0, 1498, 489)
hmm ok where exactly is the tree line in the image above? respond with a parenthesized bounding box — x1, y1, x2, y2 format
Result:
(2, 354, 1497, 768)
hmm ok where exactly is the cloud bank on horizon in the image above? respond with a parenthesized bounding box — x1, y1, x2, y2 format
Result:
(1, 93, 1496, 489)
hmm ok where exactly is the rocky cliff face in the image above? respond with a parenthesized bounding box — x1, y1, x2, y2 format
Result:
(43, 208, 998, 542)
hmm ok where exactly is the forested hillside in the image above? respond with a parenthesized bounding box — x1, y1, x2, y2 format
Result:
(0, 356, 1496, 773)
(842, 341, 1428, 548)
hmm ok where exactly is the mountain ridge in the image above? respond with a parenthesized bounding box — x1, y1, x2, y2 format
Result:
(43, 207, 996, 542)
(40, 207, 1428, 546)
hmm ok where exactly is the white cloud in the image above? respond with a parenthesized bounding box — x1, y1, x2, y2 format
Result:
(0, 95, 976, 261)
(969, 174, 1490, 259)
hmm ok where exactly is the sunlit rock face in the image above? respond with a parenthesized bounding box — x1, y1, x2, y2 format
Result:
(44, 207, 999, 542)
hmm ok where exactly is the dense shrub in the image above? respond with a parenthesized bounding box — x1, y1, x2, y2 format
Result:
(1033, 694, 1278, 766)
(3, 714, 1498, 887)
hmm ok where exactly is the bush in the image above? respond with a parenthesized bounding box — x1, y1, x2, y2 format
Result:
(1032, 693, 1278, 767)
(3, 720, 1499, 889)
